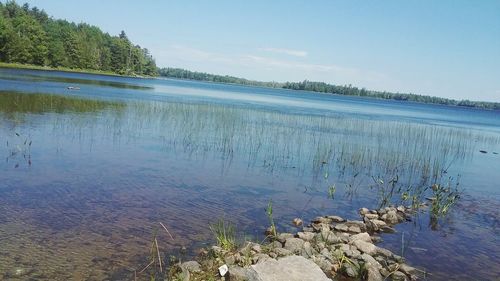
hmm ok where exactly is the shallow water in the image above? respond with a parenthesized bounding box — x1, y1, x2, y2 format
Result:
(0, 68, 499, 280)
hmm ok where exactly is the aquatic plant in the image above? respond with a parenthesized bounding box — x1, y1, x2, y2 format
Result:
(209, 218, 236, 251)
(266, 199, 277, 237)
(429, 180, 461, 218)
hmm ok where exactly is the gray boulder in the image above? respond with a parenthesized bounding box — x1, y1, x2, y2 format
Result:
(284, 238, 305, 254)
(252, 255, 331, 281)
(229, 265, 263, 281)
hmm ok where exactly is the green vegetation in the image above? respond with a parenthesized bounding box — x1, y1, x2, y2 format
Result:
(158, 67, 282, 88)
(209, 218, 236, 251)
(0, 1, 157, 76)
(265, 199, 277, 237)
(0, 90, 125, 115)
(159, 67, 500, 110)
(429, 182, 461, 218)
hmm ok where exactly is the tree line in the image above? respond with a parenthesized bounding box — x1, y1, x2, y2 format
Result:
(159, 68, 500, 110)
(0, 1, 157, 76)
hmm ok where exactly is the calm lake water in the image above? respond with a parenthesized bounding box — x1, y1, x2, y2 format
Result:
(0, 68, 499, 280)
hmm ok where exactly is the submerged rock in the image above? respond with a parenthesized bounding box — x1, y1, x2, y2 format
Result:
(327, 215, 345, 222)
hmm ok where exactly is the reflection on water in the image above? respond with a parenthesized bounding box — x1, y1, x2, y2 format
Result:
(0, 70, 153, 90)
(0, 70, 500, 280)
(0, 91, 125, 116)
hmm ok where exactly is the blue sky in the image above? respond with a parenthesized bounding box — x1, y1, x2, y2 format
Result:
(22, 0, 500, 102)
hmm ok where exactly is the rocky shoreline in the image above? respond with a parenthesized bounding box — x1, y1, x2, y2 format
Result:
(172, 205, 424, 281)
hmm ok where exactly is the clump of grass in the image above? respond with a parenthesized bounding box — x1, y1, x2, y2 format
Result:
(266, 199, 277, 237)
(209, 218, 236, 251)
(430, 182, 461, 218)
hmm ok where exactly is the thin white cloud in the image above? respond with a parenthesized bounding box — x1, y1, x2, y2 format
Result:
(259, 47, 308, 57)
(242, 55, 354, 74)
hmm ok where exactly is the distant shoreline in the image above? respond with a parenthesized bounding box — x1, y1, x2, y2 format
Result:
(2, 62, 498, 111)
(0, 62, 151, 79)
(158, 68, 500, 111)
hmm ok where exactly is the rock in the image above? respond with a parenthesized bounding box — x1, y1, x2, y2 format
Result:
(348, 225, 362, 233)
(336, 232, 350, 243)
(284, 238, 305, 254)
(364, 218, 378, 232)
(385, 210, 400, 224)
(353, 240, 377, 255)
(268, 252, 277, 259)
(252, 255, 330, 281)
(320, 248, 333, 261)
(372, 219, 387, 228)
(399, 263, 417, 275)
(229, 266, 262, 281)
(319, 230, 341, 244)
(274, 247, 293, 257)
(380, 225, 396, 233)
(225, 255, 237, 265)
(365, 264, 383, 281)
(345, 220, 367, 232)
(297, 231, 315, 241)
(375, 247, 394, 258)
(380, 268, 391, 277)
(342, 263, 358, 278)
(270, 241, 282, 249)
(302, 226, 315, 232)
(252, 253, 271, 264)
(334, 223, 349, 232)
(348, 247, 361, 259)
(327, 215, 345, 222)
(397, 206, 405, 212)
(181, 260, 202, 273)
(349, 232, 371, 243)
(312, 256, 333, 274)
(316, 241, 326, 251)
(301, 241, 315, 258)
(359, 207, 370, 215)
(251, 244, 262, 253)
(276, 233, 294, 243)
(312, 222, 330, 232)
(364, 213, 379, 220)
(360, 254, 382, 270)
(212, 245, 224, 255)
(292, 218, 303, 226)
(391, 271, 409, 281)
(313, 216, 332, 224)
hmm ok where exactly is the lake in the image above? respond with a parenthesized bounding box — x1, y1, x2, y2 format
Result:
(0, 68, 499, 280)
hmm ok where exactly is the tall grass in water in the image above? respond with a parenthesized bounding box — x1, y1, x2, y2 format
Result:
(209, 218, 236, 251)
(122, 100, 499, 214)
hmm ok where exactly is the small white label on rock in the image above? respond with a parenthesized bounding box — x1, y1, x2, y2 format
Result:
(218, 264, 229, 276)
